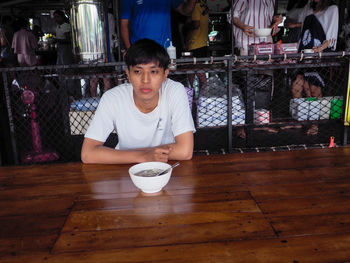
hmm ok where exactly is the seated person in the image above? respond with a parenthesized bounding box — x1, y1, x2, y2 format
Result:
(290, 71, 324, 135)
(291, 71, 324, 99)
(81, 38, 196, 164)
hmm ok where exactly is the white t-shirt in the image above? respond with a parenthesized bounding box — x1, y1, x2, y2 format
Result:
(85, 78, 196, 150)
(299, 5, 338, 51)
(55, 23, 71, 39)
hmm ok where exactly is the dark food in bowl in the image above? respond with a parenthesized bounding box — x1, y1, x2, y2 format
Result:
(134, 168, 164, 177)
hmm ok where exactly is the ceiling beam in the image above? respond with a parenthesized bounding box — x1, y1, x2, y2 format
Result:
(0, 0, 32, 7)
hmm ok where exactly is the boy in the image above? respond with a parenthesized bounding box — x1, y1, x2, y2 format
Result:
(81, 39, 195, 164)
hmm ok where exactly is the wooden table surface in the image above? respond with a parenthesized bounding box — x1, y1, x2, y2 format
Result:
(1, 147, 350, 262)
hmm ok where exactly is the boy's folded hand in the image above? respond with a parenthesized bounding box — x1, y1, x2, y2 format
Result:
(144, 146, 172, 163)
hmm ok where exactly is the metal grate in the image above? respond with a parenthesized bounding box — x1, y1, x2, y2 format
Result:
(1, 53, 349, 165)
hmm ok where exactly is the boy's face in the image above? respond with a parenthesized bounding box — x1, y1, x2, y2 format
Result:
(126, 62, 169, 104)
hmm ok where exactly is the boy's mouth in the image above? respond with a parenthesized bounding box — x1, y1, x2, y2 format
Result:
(141, 88, 152, 93)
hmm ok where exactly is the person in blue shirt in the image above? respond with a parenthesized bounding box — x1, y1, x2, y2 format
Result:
(120, 0, 195, 53)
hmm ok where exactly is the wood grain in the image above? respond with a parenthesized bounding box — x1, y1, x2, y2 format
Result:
(1, 147, 350, 262)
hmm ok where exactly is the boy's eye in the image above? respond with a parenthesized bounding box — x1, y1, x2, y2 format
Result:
(151, 70, 159, 74)
(133, 70, 141, 74)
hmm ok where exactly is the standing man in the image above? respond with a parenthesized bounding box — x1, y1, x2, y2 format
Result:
(120, 0, 196, 51)
(228, 0, 282, 55)
(53, 10, 74, 65)
(186, 0, 209, 92)
(11, 18, 38, 67)
(228, 0, 282, 136)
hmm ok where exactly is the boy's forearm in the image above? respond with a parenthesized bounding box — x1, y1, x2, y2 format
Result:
(81, 145, 146, 164)
(168, 147, 193, 160)
(166, 131, 194, 160)
(166, 142, 193, 160)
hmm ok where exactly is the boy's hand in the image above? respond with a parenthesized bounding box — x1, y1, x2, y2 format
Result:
(143, 146, 172, 163)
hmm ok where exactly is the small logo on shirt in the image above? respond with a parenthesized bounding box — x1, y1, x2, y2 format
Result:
(157, 118, 163, 130)
(136, 0, 143, 5)
(302, 29, 312, 47)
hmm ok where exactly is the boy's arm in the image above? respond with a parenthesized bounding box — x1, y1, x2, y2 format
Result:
(81, 137, 172, 164)
(167, 131, 194, 160)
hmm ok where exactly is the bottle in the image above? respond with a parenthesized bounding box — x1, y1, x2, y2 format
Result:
(166, 39, 176, 59)
(167, 39, 177, 70)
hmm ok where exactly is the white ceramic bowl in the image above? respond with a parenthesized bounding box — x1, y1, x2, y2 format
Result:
(129, 162, 172, 193)
(255, 28, 272, 37)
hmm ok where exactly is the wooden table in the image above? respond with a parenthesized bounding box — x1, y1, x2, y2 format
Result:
(1, 147, 350, 262)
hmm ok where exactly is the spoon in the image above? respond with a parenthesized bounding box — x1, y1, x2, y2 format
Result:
(155, 162, 180, 176)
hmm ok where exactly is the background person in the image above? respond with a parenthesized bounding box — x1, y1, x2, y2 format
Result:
(81, 39, 195, 164)
(227, 0, 282, 55)
(186, 0, 209, 93)
(227, 0, 282, 136)
(11, 18, 37, 67)
(120, 0, 196, 51)
(0, 15, 17, 67)
(53, 9, 74, 65)
(289, 71, 325, 135)
(298, 0, 338, 52)
(53, 10, 81, 100)
(297, 0, 338, 135)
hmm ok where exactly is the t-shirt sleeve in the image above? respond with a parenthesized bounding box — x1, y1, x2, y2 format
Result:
(121, 0, 133, 20)
(168, 82, 196, 137)
(84, 94, 116, 142)
(325, 5, 338, 51)
(61, 23, 71, 34)
(232, 0, 246, 18)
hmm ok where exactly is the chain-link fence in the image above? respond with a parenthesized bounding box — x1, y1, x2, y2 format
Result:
(1, 52, 349, 165)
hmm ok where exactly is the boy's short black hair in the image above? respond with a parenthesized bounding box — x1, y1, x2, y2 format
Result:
(125, 38, 170, 70)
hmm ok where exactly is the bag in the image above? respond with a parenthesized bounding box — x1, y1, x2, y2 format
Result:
(0, 46, 17, 66)
(0, 29, 17, 65)
(1, 46, 15, 59)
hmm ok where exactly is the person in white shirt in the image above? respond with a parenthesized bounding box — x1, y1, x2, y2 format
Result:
(53, 9, 74, 65)
(290, 0, 338, 136)
(298, 0, 338, 52)
(227, 0, 282, 55)
(81, 38, 196, 164)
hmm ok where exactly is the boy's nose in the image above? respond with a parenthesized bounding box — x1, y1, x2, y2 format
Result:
(142, 72, 150, 83)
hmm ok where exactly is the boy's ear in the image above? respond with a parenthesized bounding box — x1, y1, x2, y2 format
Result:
(125, 68, 130, 78)
(164, 68, 169, 80)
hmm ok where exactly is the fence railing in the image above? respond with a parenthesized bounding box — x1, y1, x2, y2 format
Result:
(1, 52, 349, 165)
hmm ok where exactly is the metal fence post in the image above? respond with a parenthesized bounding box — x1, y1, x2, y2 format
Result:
(2, 72, 19, 165)
(227, 56, 233, 153)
